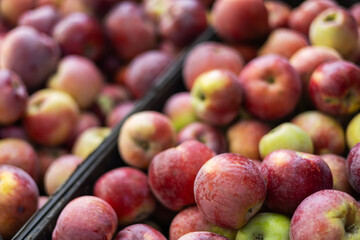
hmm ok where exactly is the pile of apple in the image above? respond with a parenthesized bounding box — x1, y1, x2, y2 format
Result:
(48, 0, 360, 240)
(0, 0, 210, 239)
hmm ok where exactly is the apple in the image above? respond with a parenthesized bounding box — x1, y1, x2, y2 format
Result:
(235, 212, 291, 240)
(0, 125, 28, 141)
(194, 153, 266, 229)
(105, 1, 157, 60)
(170, 206, 236, 240)
(24, 89, 79, 146)
(48, 55, 104, 109)
(321, 153, 355, 195)
(211, 0, 269, 42)
(258, 28, 308, 59)
(38, 196, 48, 209)
(182, 41, 244, 90)
(18, 5, 60, 35)
(177, 122, 227, 154)
(178, 232, 230, 240)
(261, 149, 333, 214)
(124, 50, 172, 99)
(114, 224, 166, 240)
(308, 60, 360, 116)
(106, 101, 135, 128)
(238, 54, 302, 120)
(72, 127, 111, 159)
(158, 0, 207, 47)
(346, 142, 360, 194)
(0, 164, 39, 240)
(52, 12, 104, 61)
(190, 69, 243, 126)
(264, 1, 291, 30)
(259, 122, 314, 159)
(0, 69, 28, 125)
(118, 111, 176, 169)
(44, 154, 83, 195)
(0, 0, 35, 26)
(290, 190, 360, 240)
(163, 92, 198, 132)
(52, 196, 117, 240)
(148, 140, 215, 211)
(309, 7, 358, 58)
(350, 3, 360, 26)
(291, 111, 345, 155)
(346, 112, 360, 149)
(227, 119, 270, 160)
(94, 167, 156, 225)
(0, 26, 60, 91)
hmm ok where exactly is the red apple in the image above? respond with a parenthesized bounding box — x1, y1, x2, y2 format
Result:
(106, 101, 135, 128)
(238, 54, 301, 120)
(350, 3, 360, 26)
(94, 167, 156, 225)
(346, 142, 360, 194)
(264, 0, 291, 30)
(194, 153, 266, 229)
(260, 149, 333, 214)
(0, 125, 28, 141)
(114, 224, 166, 240)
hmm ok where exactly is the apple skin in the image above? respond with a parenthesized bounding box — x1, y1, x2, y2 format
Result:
(118, 111, 176, 169)
(346, 112, 360, 149)
(194, 153, 266, 230)
(114, 224, 166, 240)
(125, 50, 172, 99)
(177, 122, 227, 154)
(183, 41, 244, 91)
(308, 60, 360, 116)
(350, 3, 360, 26)
(238, 54, 301, 120)
(159, 0, 207, 47)
(289, 46, 342, 93)
(94, 167, 156, 226)
(170, 206, 237, 240)
(288, 0, 337, 35)
(260, 149, 333, 215)
(24, 89, 80, 147)
(290, 190, 360, 240)
(0, 125, 28, 141)
(44, 154, 83, 195)
(72, 127, 111, 159)
(291, 111, 345, 155)
(0, 69, 28, 125)
(258, 28, 308, 59)
(178, 232, 231, 240)
(38, 195, 48, 209)
(149, 140, 215, 211)
(52, 12, 104, 61)
(212, 0, 269, 42)
(0, 164, 39, 240)
(227, 120, 270, 160)
(309, 7, 358, 58)
(320, 154, 355, 195)
(106, 101, 135, 129)
(0, 0, 35, 26)
(52, 196, 118, 240)
(259, 122, 314, 159)
(0, 26, 60, 91)
(235, 212, 291, 240)
(191, 69, 243, 126)
(48, 55, 104, 109)
(105, 1, 157, 61)
(346, 143, 360, 194)
(18, 5, 60, 35)
(264, 1, 291, 30)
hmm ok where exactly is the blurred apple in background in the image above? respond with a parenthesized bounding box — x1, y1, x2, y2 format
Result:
(238, 54, 301, 121)
(0, 69, 28, 125)
(346, 112, 360, 149)
(261, 149, 333, 214)
(346, 143, 360, 194)
(0, 165, 39, 240)
(259, 122, 314, 159)
(0, 125, 28, 141)
(24, 89, 79, 146)
(350, 3, 360, 25)
(309, 60, 360, 116)
(0, 0, 35, 26)
(227, 120, 270, 160)
(291, 111, 345, 155)
(194, 153, 266, 229)
(290, 190, 360, 240)
(118, 111, 176, 169)
(309, 7, 358, 58)
(106, 101, 135, 128)
(264, 0, 291, 30)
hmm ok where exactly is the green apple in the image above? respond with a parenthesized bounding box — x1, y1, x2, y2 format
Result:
(236, 212, 290, 240)
(259, 122, 314, 159)
(346, 112, 360, 149)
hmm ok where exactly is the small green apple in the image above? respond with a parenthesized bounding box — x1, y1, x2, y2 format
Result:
(346, 112, 360, 149)
(236, 212, 290, 240)
(259, 122, 314, 159)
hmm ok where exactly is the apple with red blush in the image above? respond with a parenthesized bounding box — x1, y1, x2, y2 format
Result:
(106, 101, 135, 128)
(346, 142, 360, 194)
(114, 224, 166, 240)
(264, 1, 291, 30)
